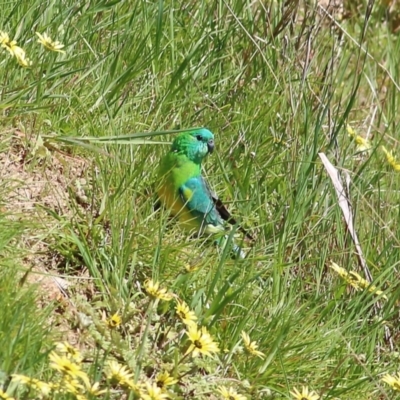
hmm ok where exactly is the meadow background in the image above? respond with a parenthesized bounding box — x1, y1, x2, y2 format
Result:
(1, 0, 400, 399)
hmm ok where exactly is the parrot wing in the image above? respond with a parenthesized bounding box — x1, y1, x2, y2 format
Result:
(203, 177, 254, 241)
(179, 175, 254, 240)
(179, 176, 224, 234)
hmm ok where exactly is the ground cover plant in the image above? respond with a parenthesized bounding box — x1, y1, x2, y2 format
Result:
(1, 0, 400, 399)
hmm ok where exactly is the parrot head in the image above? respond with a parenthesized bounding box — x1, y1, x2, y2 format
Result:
(171, 128, 215, 163)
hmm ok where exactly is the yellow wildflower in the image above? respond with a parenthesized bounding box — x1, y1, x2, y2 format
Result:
(241, 331, 265, 359)
(184, 263, 200, 272)
(56, 342, 83, 363)
(144, 279, 173, 301)
(10, 45, 25, 61)
(348, 270, 387, 299)
(382, 372, 400, 390)
(86, 381, 107, 396)
(175, 300, 197, 327)
(155, 371, 178, 389)
(0, 31, 31, 67)
(36, 32, 65, 53)
(141, 382, 169, 400)
(354, 135, 371, 152)
(0, 31, 10, 44)
(49, 381, 62, 394)
(0, 31, 17, 56)
(346, 125, 357, 137)
(15, 51, 32, 67)
(49, 351, 90, 387)
(31, 379, 53, 396)
(105, 360, 136, 389)
(329, 262, 387, 299)
(217, 385, 247, 400)
(106, 312, 122, 329)
(382, 146, 400, 171)
(61, 376, 84, 395)
(12, 374, 52, 397)
(347, 125, 371, 152)
(290, 386, 319, 400)
(185, 325, 219, 357)
(0, 389, 14, 400)
(127, 381, 141, 392)
(329, 262, 349, 279)
(330, 262, 363, 290)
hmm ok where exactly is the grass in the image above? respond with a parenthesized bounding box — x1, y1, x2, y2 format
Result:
(1, 0, 400, 399)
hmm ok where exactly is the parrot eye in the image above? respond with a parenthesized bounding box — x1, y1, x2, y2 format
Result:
(196, 135, 203, 141)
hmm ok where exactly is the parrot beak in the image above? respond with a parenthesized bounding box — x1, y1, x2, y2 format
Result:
(207, 139, 214, 154)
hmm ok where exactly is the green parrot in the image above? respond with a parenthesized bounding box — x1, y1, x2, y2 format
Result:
(157, 128, 252, 256)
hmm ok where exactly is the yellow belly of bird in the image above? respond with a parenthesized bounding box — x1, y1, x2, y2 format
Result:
(157, 184, 200, 233)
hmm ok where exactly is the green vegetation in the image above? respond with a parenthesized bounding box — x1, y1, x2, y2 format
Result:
(1, 1, 400, 399)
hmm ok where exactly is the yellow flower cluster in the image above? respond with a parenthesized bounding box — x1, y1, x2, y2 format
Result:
(105, 360, 178, 398)
(35, 32, 65, 53)
(104, 362, 179, 399)
(0, 29, 65, 68)
(347, 125, 371, 153)
(106, 312, 122, 329)
(142, 280, 219, 359)
(7, 276, 322, 400)
(382, 372, 400, 391)
(155, 371, 178, 389)
(346, 124, 400, 171)
(56, 342, 83, 363)
(175, 299, 198, 327)
(329, 262, 387, 299)
(0, 389, 14, 400)
(381, 146, 400, 171)
(290, 386, 320, 400)
(144, 279, 174, 301)
(0, 31, 31, 67)
(11, 342, 180, 400)
(217, 385, 247, 400)
(240, 331, 265, 359)
(105, 360, 138, 391)
(141, 382, 169, 400)
(142, 280, 257, 398)
(8, 278, 320, 400)
(185, 325, 220, 357)
(12, 343, 105, 399)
